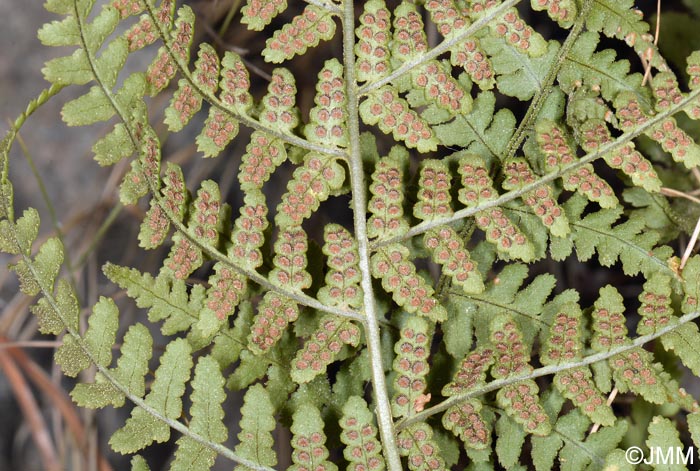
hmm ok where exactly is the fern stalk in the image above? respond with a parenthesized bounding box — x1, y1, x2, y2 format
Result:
(342, 1, 402, 469)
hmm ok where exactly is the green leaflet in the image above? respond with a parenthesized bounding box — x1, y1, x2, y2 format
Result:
(171, 356, 228, 471)
(71, 323, 153, 409)
(262, 5, 336, 63)
(110, 338, 193, 454)
(234, 384, 277, 470)
(289, 403, 337, 471)
(340, 396, 386, 471)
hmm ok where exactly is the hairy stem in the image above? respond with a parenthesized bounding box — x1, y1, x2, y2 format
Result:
(342, 2, 403, 470)
(503, 0, 594, 161)
(396, 310, 700, 430)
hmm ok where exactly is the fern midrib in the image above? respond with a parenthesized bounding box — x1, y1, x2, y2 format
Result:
(449, 290, 549, 327)
(504, 0, 594, 161)
(342, 1, 402, 469)
(370, 85, 700, 250)
(140, 1, 346, 158)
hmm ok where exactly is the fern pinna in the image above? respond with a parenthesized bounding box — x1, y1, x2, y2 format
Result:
(5, 0, 700, 469)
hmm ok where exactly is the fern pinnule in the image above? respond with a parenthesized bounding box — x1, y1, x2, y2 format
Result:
(367, 149, 409, 239)
(614, 91, 700, 168)
(391, 317, 432, 418)
(110, 338, 192, 454)
(145, 5, 194, 96)
(541, 302, 615, 425)
(551, 194, 675, 277)
(393, 3, 472, 115)
(415, 160, 484, 292)
(275, 153, 345, 227)
(289, 403, 337, 471)
(530, 0, 577, 28)
(482, 7, 547, 57)
(502, 157, 570, 237)
(449, 38, 495, 91)
(234, 384, 277, 470)
(535, 120, 618, 208)
(262, 5, 337, 64)
(592, 286, 667, 404)
(490, 316, 551, 435)
(396, 423, 446, 471)
(171, 356, 228, 471)
(360, 86, 438, 152)
(241, 0, 287, 32)
(458, 155, 535, 261)
(305, 59, 348, 147)
(576, 119, 661, 192)
(71, 323, 153, 409)
(230, 190, 268, 269)
(248, 227, 311, 353)
(164, 43, 219, 132)
(355, 0, 392, 83)
(340, 396, 386, 471)
(371, 244, 447, 322)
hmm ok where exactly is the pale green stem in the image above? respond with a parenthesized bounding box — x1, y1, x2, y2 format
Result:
(342, 1, 403, 470)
